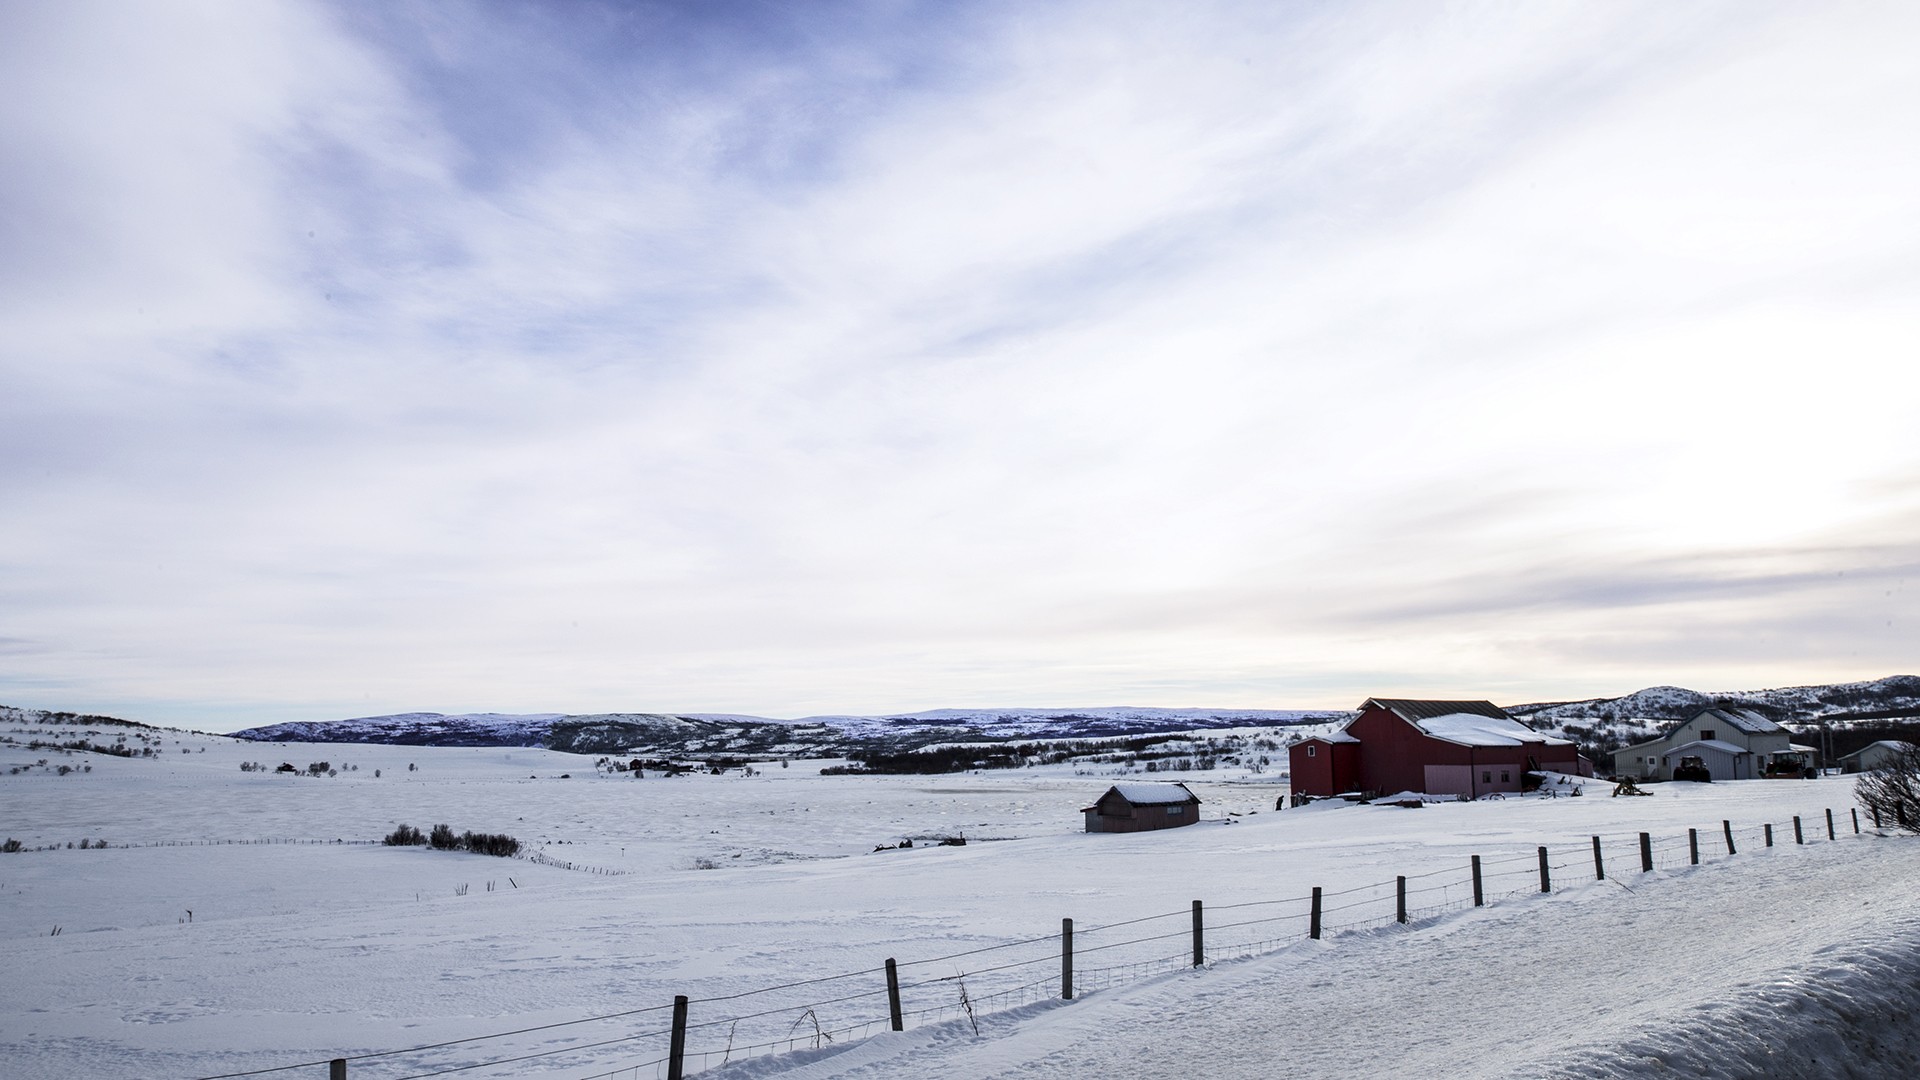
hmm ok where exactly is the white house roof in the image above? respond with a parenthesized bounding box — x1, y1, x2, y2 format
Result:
(1413, 712, 1572, 748)
(1662, 739, 1751, 757)
(1105, 782, 1199, 805)
(1693, 707, 1784, 735)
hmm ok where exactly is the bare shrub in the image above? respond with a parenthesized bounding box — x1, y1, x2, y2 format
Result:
(1854, 744, 1920, 833)
(384, 824, 426, 846)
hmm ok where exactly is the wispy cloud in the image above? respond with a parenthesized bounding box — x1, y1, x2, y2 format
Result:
(1, 0, 1916, 726)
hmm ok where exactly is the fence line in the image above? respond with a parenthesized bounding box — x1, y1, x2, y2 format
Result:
(193, 801, 1889, 1080)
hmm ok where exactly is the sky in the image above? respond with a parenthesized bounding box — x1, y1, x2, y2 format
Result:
(2, 0, 1917, 731)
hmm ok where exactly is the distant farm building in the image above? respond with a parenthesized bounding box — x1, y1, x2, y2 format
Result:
(1839, 740, 1916, 774)
(1288, 698, 1588, 799)
(1083, 782, 1202, 832)
(1611, 708, 1816, 781)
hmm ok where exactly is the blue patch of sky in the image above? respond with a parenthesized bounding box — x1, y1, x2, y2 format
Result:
(332, 0, 1005, 196)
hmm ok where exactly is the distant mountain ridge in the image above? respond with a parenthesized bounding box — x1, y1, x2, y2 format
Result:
(229, 705, 1340, 756)
(1509, 674, 1920, 723)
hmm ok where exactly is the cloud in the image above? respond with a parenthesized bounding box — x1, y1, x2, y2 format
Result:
(1, 1, 1917, 725)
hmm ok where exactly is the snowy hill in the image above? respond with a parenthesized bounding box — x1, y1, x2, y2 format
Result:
(231, 706, 1342, 756)
(1510, 674, 1920, 723)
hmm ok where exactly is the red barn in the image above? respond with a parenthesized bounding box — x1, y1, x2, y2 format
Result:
(1288, 698, 1587, 799)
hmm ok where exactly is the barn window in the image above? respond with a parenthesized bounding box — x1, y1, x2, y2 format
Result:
(1701, 730, 1716, 742)
(1500, 771, 1509, 782)
(1481, 771, 1491, 783)
(1306, 745, 1317, 757)
(1167, 806, 1183, 816)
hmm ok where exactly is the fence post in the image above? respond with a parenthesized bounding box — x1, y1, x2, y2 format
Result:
(667, 995, 689, 1080)
(330, 1060, 346, 1080)
(1192, 900, 1204, 966)
(1793, 816, 1804, 845)
(1723, 820, 1736, 855)
(1591, 835, 1604, 880)
(1852, 808, 1861, 835)
(1537, 846, 1550, 893)
(1396, 875, 1407, 924)
(1764, 823, 1774, 847)
(1874, 804, 1882, 828)
(1688, 828, 1698, 865)
(1639, 832, 1652, 873)
(1826, 808, 1835, 841)
(886, 958, 903, 1029)
(1309, 887, 1322, 939)
(1061, 919, 1073, 1001)
(1470, 856, 1483, 906)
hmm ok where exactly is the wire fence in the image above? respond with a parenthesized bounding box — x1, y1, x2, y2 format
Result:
(192, 802, 1887, 1080)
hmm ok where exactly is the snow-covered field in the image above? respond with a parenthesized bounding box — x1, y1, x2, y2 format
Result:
(2, 721, 1915, 1079)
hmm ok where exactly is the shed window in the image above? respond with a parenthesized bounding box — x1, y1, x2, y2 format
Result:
(1701, 730, 1716, 742)
(1306, 745, 1317, 757)
(1500, 771, 1510, 782)
(1481, 771, 1491, 783)
(1167, 805, 1184, 816)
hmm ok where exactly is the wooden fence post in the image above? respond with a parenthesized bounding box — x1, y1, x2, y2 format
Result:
(667, 995, 689, 1080)
(1688, 828, 1698, 865)
(1764, 823, 1774, 847)
(1592, 836, 1604, 880)
(1723, 820, 1736, 855)
(1852, 808, 1861, 834)
(1470, 856, 1483, 906)
(1826, 808, 1835, 841)
(1309, 887, 1322, 939)
(1061, 919, 1073, 1001)
(1396, 875, 1407, 924)
(1537, 846, 1550, 893)
(1639, 832, 1652, 873)
(886, 958, 903, 1030)
(1874, 804, 1882, 828)
(1192, 900, 1204, 966)
(330, 1060, 346, 1080)
(1793, 816, 1804, 845)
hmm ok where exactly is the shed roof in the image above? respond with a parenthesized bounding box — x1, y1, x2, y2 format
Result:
(1839, 740, 1917, 761)
(1103, 782, 1199, 805)
(1298, 731, 1360, 744)
(1364, 698, 1511, 722)
(1412, 712, 1570, 748)
(1691, 707, 1783, 735)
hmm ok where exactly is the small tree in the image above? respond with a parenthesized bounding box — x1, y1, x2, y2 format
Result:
(1855, 745, 1920, 833)
(429, 823, 459, 850)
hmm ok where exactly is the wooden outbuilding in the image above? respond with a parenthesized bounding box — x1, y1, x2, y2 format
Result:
(1083, 782, 1202, 832)
(1288, 698, 1587, 799)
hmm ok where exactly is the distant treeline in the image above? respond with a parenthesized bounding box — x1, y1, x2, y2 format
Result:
(824, 735, 1196, 776)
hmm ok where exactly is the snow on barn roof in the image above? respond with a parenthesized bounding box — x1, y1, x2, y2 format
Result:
(1105, 782, 1199, 805)
(1299, 730, 1359, 744)
(1413, 712, 1571, 748)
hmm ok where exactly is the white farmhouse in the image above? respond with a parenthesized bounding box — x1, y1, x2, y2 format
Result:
(1611, 707, 1816, 781)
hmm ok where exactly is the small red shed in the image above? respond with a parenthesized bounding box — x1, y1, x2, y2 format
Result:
(1288, 698, 1584, 799)
(1083, 782, 1202, 832)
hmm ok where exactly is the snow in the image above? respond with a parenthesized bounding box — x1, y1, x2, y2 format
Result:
(1414, 712, 1574, 747)
(1102, 783, 1196, 805)
(2, 715, 1915, 1079)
